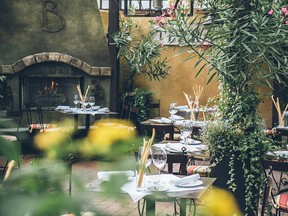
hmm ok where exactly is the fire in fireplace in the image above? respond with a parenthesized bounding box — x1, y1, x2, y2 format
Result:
(20, 76, 84, 109)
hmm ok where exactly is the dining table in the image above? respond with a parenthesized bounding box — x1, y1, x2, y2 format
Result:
(55, 106, 118, 130)
(140, 117, 206, 136)
(86, 171, 216, 216)
(153, 140, 209, 175)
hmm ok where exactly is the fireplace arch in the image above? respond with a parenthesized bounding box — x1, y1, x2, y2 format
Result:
(0, 52, 111, 76)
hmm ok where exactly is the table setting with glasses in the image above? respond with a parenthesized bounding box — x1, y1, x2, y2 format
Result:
(85, 129, 215, 216)
(87, 141, 209, 202)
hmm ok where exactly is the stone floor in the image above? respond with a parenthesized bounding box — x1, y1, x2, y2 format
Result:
(2, 154, 282, 216)
(71, 160, 189, 216)
(10, 155, 208, 216)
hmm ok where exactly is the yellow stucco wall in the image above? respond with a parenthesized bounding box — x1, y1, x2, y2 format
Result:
(100, 11, 273, 127)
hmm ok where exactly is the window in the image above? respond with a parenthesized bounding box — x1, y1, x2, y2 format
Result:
(96, 0, 170, 11)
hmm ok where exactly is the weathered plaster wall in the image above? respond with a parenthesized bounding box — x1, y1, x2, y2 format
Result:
(0, 0, 109, 67)
(120, 15, 273, 127)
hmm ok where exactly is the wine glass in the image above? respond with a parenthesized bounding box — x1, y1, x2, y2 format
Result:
(152, 147, 167, 185)
(73, 95, 79, 108)
(169, 103, 178, 122)
(88, 96, 95, 111)
(181, 120, 193, 145)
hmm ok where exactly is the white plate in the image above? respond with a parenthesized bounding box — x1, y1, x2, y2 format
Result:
(176, 180, 203, 188)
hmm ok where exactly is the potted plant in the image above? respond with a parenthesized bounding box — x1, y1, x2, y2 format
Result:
(151, 0, 288, 215)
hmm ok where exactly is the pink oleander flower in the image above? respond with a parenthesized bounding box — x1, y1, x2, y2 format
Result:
(153, 16, 164, 26)
(281, 7, 287, 14)
(268, 9, 274, 15)
(285, 20, 288, 25)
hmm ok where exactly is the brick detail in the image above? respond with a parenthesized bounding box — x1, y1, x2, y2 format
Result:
(48, 52, 60, 61)
(1, 65, 14, 74)
(35, 53, 49, 63)
(90, 67, 101, 76)
(12, 60, 26, 73)
(59, 54, 72, 64)
(0, 52, 111, 76)
(81, 62, 92, 74)
(100, 67, 112, 76)
(22, 55, 36, 67)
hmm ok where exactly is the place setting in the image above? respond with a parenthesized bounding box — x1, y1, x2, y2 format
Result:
(55, 84, 111, 115)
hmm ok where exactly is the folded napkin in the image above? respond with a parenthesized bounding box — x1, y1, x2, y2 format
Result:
(161, 117, 172, 123)
(98, 107, 110, 113)
(55, 106, 70, 110)
(149, 118, 163, 123)
(169, 115, 184, 120)
(174, 174, 200, 186)
(97, 170, 134, 181)
(92, 106, 100, 110)
(191, 121, 206, 127)
(176, 105, 189, 110)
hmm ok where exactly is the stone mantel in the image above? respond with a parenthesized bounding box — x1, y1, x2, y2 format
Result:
(0, 52, 111, 76)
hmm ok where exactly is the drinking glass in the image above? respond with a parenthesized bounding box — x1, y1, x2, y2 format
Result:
(152, 147, 167, 185)
(169, 103, 178, 121)
(73, 95, 79, 108)
(181, 120, 193, 145)
(88, 96, 95, 111)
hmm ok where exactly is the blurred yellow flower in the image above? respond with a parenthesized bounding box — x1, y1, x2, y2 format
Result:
(81, 118, 136, 155)
(202, 187, 243, 216)
(34, 119, 74, 151)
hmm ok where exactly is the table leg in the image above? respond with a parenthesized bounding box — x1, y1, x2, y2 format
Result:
(180, 156, 188, 175)
(179, 198, 187, 216)
(74, 114, 79, 130)
(145, 196, 156, 216)
(86, 114, 90, 130)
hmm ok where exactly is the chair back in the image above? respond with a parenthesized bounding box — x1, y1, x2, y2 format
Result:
(120, 103, 130, 119)
(128, 105, 139, 124)
(261, 168, 273, 216)
(148, 100, 161, 117)
(24, 102, 46, 133)
(261, 159, 288, 215)
(262, 159, 288, 191)
(139, 123, 174, 141)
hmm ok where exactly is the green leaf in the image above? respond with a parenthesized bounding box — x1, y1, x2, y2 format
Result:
(193, 58, 203, 69)
(207, 72, 217, 84)
(242, 43, 252, 53)
(195, 63, 207, 78)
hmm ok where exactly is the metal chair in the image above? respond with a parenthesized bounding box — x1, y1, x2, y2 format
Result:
(139, 123, 175, 141)
(261, 159, 288, 215)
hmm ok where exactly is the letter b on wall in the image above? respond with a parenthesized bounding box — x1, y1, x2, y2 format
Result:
(42, 0, 65, 33)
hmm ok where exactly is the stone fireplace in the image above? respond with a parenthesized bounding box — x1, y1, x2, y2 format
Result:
(3, 52, 111, 112)
(0, 0, 112, 114)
